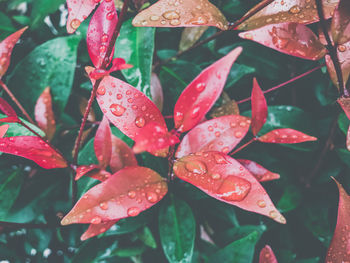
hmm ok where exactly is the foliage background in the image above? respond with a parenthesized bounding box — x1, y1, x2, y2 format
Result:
(0, 0, 346, 262)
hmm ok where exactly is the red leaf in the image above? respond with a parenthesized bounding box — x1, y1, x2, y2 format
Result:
(133, 122, 179, 157)
(331, 0, 350, 45)
(94, 116, 112, 169)
(326, 178, 350, 262)
(258, 128, 317, 144)
(259, 245, 278, 263)
(239, 23, 326, 60)
(34, 87, 56, 140)
(75, 164, 100, 180)
(66, 0, 99, 34)
(238, 159, 280, 182)
(61, 166, 168, 225)
(338, 97, 350, 120)
(173, 152, 286, 223)
(87, 0, 118, 68)
(89, 58, 133, 80)
(0, 27, 27, 78)
(175, 115, 251, 158)
(88, 71, 167, 141)
(174, 47, 242, 132)
(251, 78, 267, 136)
(110, 135, 137, 173)
(0, 124, 8, 138)
(80, 219, 119, 241)
(0, 136, 67, 169)
(347, 126, 350, 151)
(0, 98, 18, 122)
(132, 0, 229, 30)
(326, 43, 350, 88)
(150, 73, 164, 112)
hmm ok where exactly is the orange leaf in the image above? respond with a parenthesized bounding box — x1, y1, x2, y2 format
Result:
(258, 128, 317, 143)
(80, 219, 119, 241)
(94, 116, 112, 169)
(110, 135, 137, 173)
(238, 159, 280, 182)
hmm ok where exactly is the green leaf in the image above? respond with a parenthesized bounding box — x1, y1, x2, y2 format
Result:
(0, 12, 15, 33)
(277, 185, 303, 213)
(7, 36, 80, 116)
(0, 115, 45, 137)
(30, 0, 65, 29)
(338, 113, 349, 135)
(137, 227, 157, 249)
(159, 195, 196, 263)
(115, 19, 155, 99)
(0, 169, 24, 219)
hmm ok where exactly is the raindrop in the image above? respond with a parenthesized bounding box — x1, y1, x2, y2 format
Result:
(91, 216, 102, 224)
(216, 176, 251, 201)
(135, 116, 146, 128)
(70, 19, 81, 30)
(185, 160, 207, 175)
(146, 192, 159, 203)
(127, 207, 141, 217)
(110, 104, 126, 116)
(99, 202, 108, 210)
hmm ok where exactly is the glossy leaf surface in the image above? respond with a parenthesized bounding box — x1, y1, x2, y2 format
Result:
(89, 72, 167, 140)
(0, 124, 8, 138)
(132, 0, 228, 30)
(238, 0, 339, 30)
(258, 128, 317, 143)
(0, 136, 67, 169)
(0, 98, 19, 123)
(0, 27, 27, 78)
(34, 87, 56, 140)
(325, 179, 350, 262)
(331, 0, 350, 45)
(87, 0, 118, 69)
(94, 116, 112, 169)
(80, 219, 119, 241)
(347, 126, 350, 151)
(173, 152, 286, 223)
(338, 97, 350, 120)
(174, 47, 242, 132)
(75, 164, 100, 181)
(66, 0, 98, 33)
(175, 115, 251, 158)
(239, 23, 326, 60)
(259, 245, 278, 263)
(110, 135, 137, 173)
(238, 159, 280, 182)
(133, 122, 179, 157)
(61, 166, 168, 225)
(251, 78, 267, 136)
(150, 73, 164, 112)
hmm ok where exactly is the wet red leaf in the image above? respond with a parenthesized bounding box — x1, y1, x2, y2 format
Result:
(34, 87, 56, 140)
(258, 128, 317, 144)
(331, 0, 350, 45)
(89, 58, 133, 80)
(175, 115, 251, 158)
(251, 78, 267, 136)
(238, 159, 280, 182)
(150, 73, 164, 112)
(110, 135, 137, 173)
(0, 136, 67, 169)
(133, 122, 179, 157)
(80, 219, 119, 241)
(132, 0, 228, 30)
(87, 0, 118, 68)
(173, 152, 286, 223)
(259, 245, 278, 263)
(326, 42, 350, 88)
(0, 124, 8, 138)
(173, 47, 242, 132)
(347, 126, 350, 151)
(239, 23, 326, 60)
(0, 98, 19, 123)
(238, 0, 339, 31)
(0, 27, 27, 78)
(326, 179, 350, 262)
(94, 116, 112, 169)
(87, 70, 167, 141)
(61, 166, 168, 225)
(338, 97, 350, 120)
(66, 0, 99, 34)
(75, 164, 100, 181)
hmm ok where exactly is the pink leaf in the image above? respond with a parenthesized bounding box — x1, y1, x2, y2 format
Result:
(133, 122, 180, 157)
(331, 0, 350, 45)
(238, 159, 280, 182)
(0, 98, 18, 123)
(34, 87, 56, 140)
(66, 0, 99, 34)
(61, 166, 168, 225)
(110, 135, 138, 173)
(80, 219, 119, 241)
(0, 136, 67, 169)
(0, 27, 27, 78)
(239, 23, 326, 60)
(326, 178, 350, 262)
(258, 128, 317, 144)
(88, 58, 133, 80)
(94, 116, 112, 169)
(347, 126, 350, 151)
(173, 152, 286, 224)
(75, 164, 100, 181)
(87, 0, 118, 68)
(0, 124, 8, 138)
(259, 245, 278, 263)
(175, 115, 251, 158)
(174, 47, 242, 132)
(87, 70, 167, 141)
(251, 78, 267, 136)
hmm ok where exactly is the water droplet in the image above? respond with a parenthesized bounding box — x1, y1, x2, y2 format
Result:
(289, 5, 301, 14)
(127, 207, 141, 217)
(97, 86, 106, 95)
(101, 34, 108, 43)
(211, 173, 221, 180)
(135, 116, 146, 128)
(257, 200, 266, 208)
(110, 104, 126, 116)
(185, 160, 207, 175)
(146, 192, 158, 203)
(99, 202, 108, 210)
(191, 106, 200, 118)
(106, 11, 115, 20)
(196, 83, 206, 92)
(188, 14, 208, 25)
(150, 15, 160, 21)
(213, 153, 228, 164)
(162, 10, 180, 20)
(174, 111, 184, 122)
(338, 45, 347, 52)
(234, 131, 243, 138)
(269, 210, 278, 218)
(70, 19, 81, 30)
(128, 190, 136, 199)
(217, 176, 251, 201)
(91, 216, 102, 224)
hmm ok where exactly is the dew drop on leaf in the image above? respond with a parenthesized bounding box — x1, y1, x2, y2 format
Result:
(185, 160, 207, 175)
(127, 207, 141, 217)
(110, 104, 126, 116)
(216, 176, 251, 201)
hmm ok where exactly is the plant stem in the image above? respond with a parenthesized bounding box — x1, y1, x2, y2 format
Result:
(0, 79, 35, 124)
(237, 64, 324, 104)
(231, 138, 256, 155)
(315, 0, 348, 97)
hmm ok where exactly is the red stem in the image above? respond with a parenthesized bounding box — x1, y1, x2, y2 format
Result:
(0, 79, 35, 124)
(231, 138, 256, 155)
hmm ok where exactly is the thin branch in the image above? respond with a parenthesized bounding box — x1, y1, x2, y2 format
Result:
(231, 138, 256, 155)
(0, 79, 35, 124)
(237, 64, 324, 104)
(315, 0, 348, 97)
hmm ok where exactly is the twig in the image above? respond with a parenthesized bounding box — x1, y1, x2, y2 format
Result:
(0, 79, 35, 124)
(237, 64, 324, 104)
(231, 138, 256, 155)
(315, 0, 348, 97)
